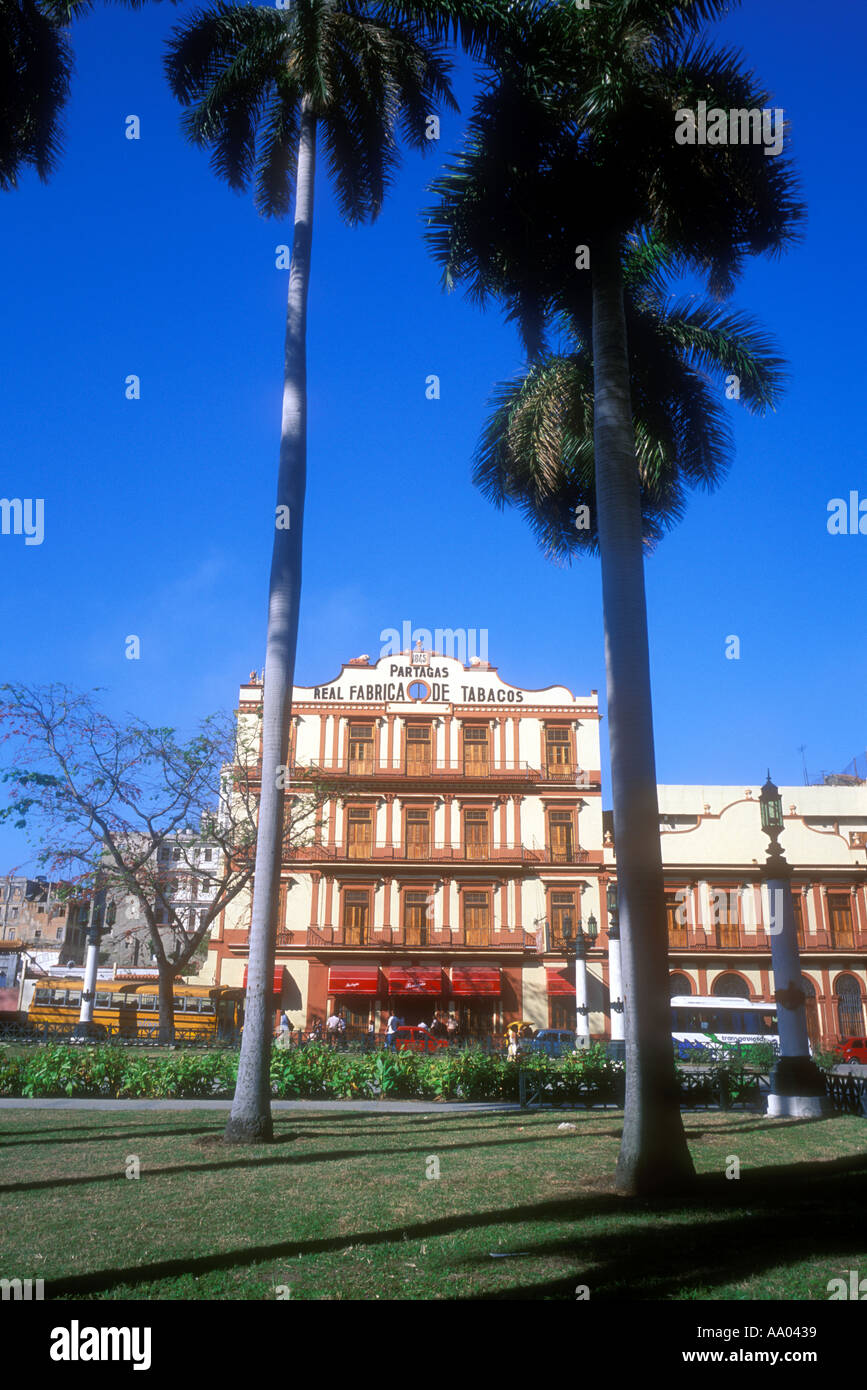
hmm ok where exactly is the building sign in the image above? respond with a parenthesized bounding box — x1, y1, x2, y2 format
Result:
(308, 657, 529, 705)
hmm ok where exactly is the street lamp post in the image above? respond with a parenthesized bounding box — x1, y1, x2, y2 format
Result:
(606, 883, 625, 1061)
(562, 911, 596, 1049)
(760, 774, 830, 1118)
(76, 887, 104, 1040)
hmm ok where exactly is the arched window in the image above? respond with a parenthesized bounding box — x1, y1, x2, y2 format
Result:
(802, 976, 820, 1050)
(669, 973, 692, 998)
(712, 973, 750, 999)
(836, 975, 864, 1037)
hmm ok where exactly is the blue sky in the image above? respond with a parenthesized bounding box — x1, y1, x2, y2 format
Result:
(2, 0, 865, 873)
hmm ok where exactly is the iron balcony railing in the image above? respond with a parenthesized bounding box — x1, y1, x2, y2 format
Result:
(290, 758, 540, 781)
(288, 840, 540, 864)
(297, 924, 532, 949)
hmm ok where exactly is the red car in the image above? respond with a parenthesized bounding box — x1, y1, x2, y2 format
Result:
(833, 1036, 867, 1064)
(393, 1026, 449, 1054)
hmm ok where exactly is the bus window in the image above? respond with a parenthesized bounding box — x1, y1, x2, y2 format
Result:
(66, 991, 81, 1007)
(173, 997, 186, 1012)
(52, 990, 67, 1005)
(34, 988, 50, 1004)
(111, 993, 131, 1008)
(139, 995, 157, 1011)
(199, 1000, 215, 1015)
(95, 992, 110, 1008)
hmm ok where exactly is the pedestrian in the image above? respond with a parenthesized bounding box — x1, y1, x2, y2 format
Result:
(507, 1026, 520, 1061)
(336, 1011, 347, 1049)
(385, 1010, 400, 1050)
(326, 1010, 341, 1047)
(309, 1017, 323, 1044)
(446, 1013, 459, 1042)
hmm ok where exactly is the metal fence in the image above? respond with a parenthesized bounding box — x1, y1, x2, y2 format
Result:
(0, 1023, 240, 1048)
(824, 1071, 867, 1116)
(518, 1066, 772, 1111)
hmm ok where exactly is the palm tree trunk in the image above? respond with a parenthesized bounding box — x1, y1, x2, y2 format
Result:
(224, 103, 317, 1144)
(591, 236, 694, 1195)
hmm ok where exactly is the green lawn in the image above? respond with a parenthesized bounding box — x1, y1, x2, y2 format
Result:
(1, 1107, 865, 1300)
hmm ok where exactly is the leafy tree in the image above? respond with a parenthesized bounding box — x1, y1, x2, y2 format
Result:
(426, 0, 804, 1194)
(0, 683, 323, 1041)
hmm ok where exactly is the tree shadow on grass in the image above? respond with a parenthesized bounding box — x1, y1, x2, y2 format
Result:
(0, 1123, 232, 1149)
(42, 1150, 867, 1300)
(461, 1153, 867, 1299)
(0, 1128, 567, 1195)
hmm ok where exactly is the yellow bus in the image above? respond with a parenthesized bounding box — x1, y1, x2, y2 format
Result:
(24, 976, 244, 1043)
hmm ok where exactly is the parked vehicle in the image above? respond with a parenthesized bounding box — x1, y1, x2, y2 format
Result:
(523, 1028, 580, 1058)
(833, 1036, 867, 1064)
(671, 995, 779, 1060)
(393, 1026, 449, 1054)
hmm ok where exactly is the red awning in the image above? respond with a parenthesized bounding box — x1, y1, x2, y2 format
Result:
(242, 965, 286, 993)
(450, 967, 501, 997)
(546, 968, 576, 997)
(328, 966, 380, 996)
(385, 966, 443, 996)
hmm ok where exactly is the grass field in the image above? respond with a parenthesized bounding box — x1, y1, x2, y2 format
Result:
(1, 1107, 865, 1300)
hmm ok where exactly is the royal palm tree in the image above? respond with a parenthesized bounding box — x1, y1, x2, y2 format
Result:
(164, 0, 505, 1143)
(1, 0, 154, 190)
(426, 0, 804, 1193)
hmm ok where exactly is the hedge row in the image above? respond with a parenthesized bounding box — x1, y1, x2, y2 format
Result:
(0, 1042, 785, 1103)
(0, 1042, 623, 1102)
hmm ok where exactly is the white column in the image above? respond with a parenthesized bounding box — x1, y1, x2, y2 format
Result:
(78, 921, 100, 1026)
(608, 929, 624, 1041)
(574, 951, 590, 1045)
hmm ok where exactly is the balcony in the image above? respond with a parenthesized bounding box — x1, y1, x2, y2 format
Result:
(293, 924, 531, 950)
(289, 758, 541, 785)
(543, 846, 592, 865)
(713, 925, 741, 949)
(288, 840, 539, 865)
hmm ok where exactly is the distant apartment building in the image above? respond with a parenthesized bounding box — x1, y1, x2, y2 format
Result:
(0, 876, 91, 969)
(97, 835, 222, 970)
(198, 651, 867, 1047)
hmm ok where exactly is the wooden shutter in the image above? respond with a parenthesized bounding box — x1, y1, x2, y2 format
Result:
(405, 808, 431, 860)
(405, 725, 431, 775)
(463, 890, 489, 946)
(347, 809, 373, 860)
(548, 810, 574, 863)
(343, 890, 369, 946)
(463, 726, 489, 776)
(666, 892, 688, 949)
(464, 809, 489, 860)
(404, 891, 429, 946)
(545, 727, 572, 777)
(550, 891, 575, 947)
(828, 894, 855, 948)
(348, 724, 374, 775)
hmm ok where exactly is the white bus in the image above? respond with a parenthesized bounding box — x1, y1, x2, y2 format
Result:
(671, 995, 779, 1058)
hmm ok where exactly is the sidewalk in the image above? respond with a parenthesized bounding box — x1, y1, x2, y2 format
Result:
(0, 1098, 521, 1113)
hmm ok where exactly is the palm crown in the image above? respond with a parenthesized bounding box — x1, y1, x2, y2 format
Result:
(476, 237, 788, 558)
(1, 0, 161, 190)
(165, 0, 462, 220)
(426, 0, 804, 324)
